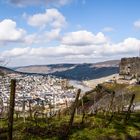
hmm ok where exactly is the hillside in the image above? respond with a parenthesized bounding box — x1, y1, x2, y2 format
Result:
(15, 64, 76, 74)
(0, 66, 17, 75)
(15, 60, 120, 81)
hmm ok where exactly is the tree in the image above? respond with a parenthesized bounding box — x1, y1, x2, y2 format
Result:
(0, 58, 9, 67)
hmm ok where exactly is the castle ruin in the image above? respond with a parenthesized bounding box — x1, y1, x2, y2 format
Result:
(119, 57, 140, 80)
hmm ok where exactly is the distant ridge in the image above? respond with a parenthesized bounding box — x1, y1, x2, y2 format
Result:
(14, 60, 120, 80)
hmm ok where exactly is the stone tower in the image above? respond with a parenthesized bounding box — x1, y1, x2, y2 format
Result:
(119, 57, 140, 79)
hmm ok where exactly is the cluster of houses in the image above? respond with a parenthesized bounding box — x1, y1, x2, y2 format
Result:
(0, 73, 77, 115)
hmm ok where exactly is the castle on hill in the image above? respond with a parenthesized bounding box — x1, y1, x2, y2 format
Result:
(119, 57, 140, 82)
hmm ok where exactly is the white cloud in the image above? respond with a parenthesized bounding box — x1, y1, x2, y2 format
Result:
(101, 38, 140, 56)
(0, 19, 26, 42)
(44, 29, 61, 40)
(8, 0, 72, 7)
(0, 9, 65, 45)
(29, 45, 94, 57)
(25, 29, 61, 44)
(1, 47, 30, 57)
(61, 30, 108, 46)
(24, 9, 66, 44)
(0, 19, 139, 66)
(27, 9, 66, 29)
(134, 20, 140, 29)
(102, 27, 115, 32)
(1, 36, 140, 66)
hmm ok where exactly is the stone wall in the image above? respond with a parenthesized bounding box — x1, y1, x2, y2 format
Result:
(119, 57, 140, 78)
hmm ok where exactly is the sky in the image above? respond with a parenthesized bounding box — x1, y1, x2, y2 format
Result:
(0, 0, 140, 66)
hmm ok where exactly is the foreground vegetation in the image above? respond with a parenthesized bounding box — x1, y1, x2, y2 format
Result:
(0, 111, 140, 140)
(0, 82, 140, 140)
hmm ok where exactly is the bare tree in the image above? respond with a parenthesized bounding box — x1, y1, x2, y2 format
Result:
(0, 58, 10, 67)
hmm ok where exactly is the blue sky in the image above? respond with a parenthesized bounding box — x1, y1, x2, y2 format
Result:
(0, 0, 140, 66)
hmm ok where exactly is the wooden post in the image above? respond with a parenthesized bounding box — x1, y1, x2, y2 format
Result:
(108, 91, 115, 113)
(124, 94, 135, 124)
(0, 97, 3, 116)
(22, 94, 25, 123)
(58, 109, 61, 120)
(81, 112, 85, 124)
(7, 79, 16, 140)
(29, 100, 32, 120)
(65, 98, 68, 108)
(64, 89, 81, 139)
(75, 108, 78, 116)
(104, 91, 115, 126)
(49, 103, 52, 118)
(42, 101, 45, 118)
(81, 97, 85, 124)
(65, 98, 68, 116)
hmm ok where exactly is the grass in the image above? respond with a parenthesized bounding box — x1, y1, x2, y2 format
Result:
(0, 111, 140, 140)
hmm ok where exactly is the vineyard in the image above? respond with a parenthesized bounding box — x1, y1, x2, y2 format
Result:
(0, 80, 140, 140)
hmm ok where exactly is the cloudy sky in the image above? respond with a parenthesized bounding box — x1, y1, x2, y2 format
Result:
(0, 0, 140, 66)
